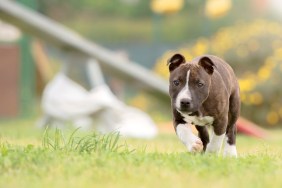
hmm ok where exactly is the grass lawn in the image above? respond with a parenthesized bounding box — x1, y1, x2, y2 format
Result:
(0, 118, 282, 188)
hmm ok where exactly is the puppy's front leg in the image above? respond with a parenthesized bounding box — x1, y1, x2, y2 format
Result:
(205, 118, 227, 155)
(205, 130, 225, 154)
(176, 124, 203, 152)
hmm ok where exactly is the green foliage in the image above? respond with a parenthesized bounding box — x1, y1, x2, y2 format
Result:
(1, 133, 282, 188)
(36, 0, 254, 43)
(42, 128, 133, 154)
(39, 0, 152, 18)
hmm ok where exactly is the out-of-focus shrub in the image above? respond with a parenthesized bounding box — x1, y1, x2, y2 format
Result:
(154, 19, 282, 128)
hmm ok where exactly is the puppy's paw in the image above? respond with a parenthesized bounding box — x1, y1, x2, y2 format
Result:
(186, 136, 203, 153)
(205, 143, 218, 153)
(176, 124, 203, 153)
(190, 139, 203, 153)
(205, 134, 225, 155)
(223, 144, 238, 158)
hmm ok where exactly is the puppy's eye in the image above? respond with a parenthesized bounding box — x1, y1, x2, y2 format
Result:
(197, 82, 204, 88)
(173, 80, 180, 86)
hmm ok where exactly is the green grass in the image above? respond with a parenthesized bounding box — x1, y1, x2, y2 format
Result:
(0, 118, 282, 188)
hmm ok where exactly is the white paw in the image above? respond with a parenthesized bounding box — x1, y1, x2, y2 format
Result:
(205, 133, 225, 155)
(223, 144, 238, 158)
(176, 124, 203, 153)
(189, 138, 203, 153)
(206, 142, 219, 154)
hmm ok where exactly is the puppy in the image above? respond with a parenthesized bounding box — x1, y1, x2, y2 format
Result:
(167, 54, 240, 157)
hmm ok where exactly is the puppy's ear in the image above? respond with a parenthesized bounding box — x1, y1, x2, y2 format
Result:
(167, 53, 186, 72)
(198, 56, 214, 75)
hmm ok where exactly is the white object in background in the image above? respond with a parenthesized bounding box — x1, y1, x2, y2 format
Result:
(39, 72, 157, 139)
(0, 20, 21, 42)
(270, 0, 282, 18)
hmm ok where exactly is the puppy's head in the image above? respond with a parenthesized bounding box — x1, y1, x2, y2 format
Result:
(167, 53, 214, 115)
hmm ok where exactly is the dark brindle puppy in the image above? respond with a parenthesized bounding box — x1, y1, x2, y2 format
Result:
(167, 53, 240, 157)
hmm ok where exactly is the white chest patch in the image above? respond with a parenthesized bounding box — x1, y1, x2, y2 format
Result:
(180, 113, 214, 126)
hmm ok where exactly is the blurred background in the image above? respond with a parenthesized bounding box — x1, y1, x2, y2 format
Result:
(0, 0, 282, 131)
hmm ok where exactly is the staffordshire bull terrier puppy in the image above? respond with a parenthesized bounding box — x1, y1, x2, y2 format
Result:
(167, 53, 240, 157)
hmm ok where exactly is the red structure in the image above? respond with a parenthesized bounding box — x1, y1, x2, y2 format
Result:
(237, 117, 268, 139)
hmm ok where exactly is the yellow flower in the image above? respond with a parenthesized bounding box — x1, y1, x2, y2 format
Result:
(151, 0, 184, 14)
(279, 108, 282, 118)
(154, 58, 169, 79)
(257, 67, 271, 81)
(205, 0, 232, 19)
(179, 50, 193, 61)
(275, 48, 282, 59)
(266, 111, 279, 125)
(249, 92, 263, 105)
(240, 93, 247, 102)
(193, 39, 208, 56)
(264, 58, 275, 68)
(238, 79, 255, 92)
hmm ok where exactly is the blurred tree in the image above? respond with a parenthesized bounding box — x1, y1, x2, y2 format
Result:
(205, 0, 232, 19)
(151, 0, 184, 14)
(35, 0, 258, 43)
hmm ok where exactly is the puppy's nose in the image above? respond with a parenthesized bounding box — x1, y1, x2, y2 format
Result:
(180, 98, 191, 107)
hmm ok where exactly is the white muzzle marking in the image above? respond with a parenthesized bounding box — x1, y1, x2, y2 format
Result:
(175, 70, 192, 110)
